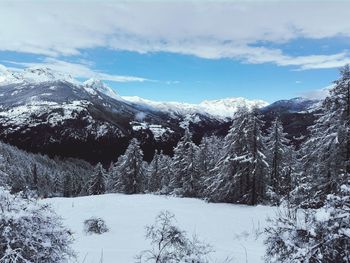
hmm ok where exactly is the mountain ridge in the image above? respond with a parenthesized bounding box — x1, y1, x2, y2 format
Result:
(0, 65, 320, 163)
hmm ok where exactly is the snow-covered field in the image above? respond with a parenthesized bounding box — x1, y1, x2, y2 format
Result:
(44, 194, 276, 263)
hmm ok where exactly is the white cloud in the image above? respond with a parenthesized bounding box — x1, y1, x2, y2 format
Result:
(1, 1, 350, 69)
(5, 58, 149, 82)
(301, 85, 333, 100)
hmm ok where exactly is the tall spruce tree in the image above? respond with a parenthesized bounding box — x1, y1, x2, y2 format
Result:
(147, 151, 163, 193)
(299, 65, 350, 207)
(207, 107, 268, 205)
(159, 154, 173, 194)
(265, 66, 350, 263)
(147, 151, 174, 193)
(88, 163, 106, 195)
(111, 139, 146, 194)
(170, 129, 201, 197)
(197, 136, 223, 183)
(266, 117, 296, 204)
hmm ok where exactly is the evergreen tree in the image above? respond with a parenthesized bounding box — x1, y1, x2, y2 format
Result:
(0, 153, 9, 187)
(37, 171, 52, 198)
(170, 129, 201, 197)
(51, 171, 63, 196)
(112, 139, 146, 194)
(63, 173, 72, 197)
(88, 163, 106, 195)
(265, 65, 350, 263)
(207, 107, 268, 205)
(159, 154, 173, 194)
(266, 117, 296, 204)
(31, 163, 39, 192)
(0, 187, 75, 262)
(147, 151, 171, 193)
(197, 136, 223, 196)
(265, 184, 350, 263)
(299, 65, 350, 207)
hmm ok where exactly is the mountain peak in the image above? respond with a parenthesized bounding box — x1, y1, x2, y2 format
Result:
(0, 65, 76, 85)
(83, 78, 123, 101)
(23, 67, 76, 83)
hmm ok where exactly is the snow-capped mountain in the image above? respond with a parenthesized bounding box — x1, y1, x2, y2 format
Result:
(83, 78, 124, 101)
(123, 96, 268, 119)
(262, 97, 320, 114)
(0, 66, 78, 85)
(0, 65, 226, 163)
(0, 65, 319, 163)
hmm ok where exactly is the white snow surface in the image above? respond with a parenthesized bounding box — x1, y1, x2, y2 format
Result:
(44, 193, 276, 263)
(123, 96, 269, 119)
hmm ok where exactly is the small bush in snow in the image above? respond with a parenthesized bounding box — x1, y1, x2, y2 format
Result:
(0, 187, 74, 263)
(84, 217, 109, 234)
(136, 210, 212, 263)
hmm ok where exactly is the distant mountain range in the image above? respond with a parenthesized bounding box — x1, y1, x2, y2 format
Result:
(122, 96, 268, 119)
(0, 65, 320, 163)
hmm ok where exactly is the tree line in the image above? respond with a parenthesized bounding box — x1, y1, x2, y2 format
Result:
(87, 106, 295, 207)
(1, 65, 349, 262)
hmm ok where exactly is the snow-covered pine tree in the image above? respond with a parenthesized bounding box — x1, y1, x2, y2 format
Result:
(265, 183, 350, 263)
(63, 173, 72, 197)
(37, 170, 52, 198)
(159, 154, 173, 194)
(111, 139, 146, 194)
(266, 117, 297, 204)
(51, 171, 63, 196)
(169, 129, 201, 197)
(197, 136, 224, 196)
(206, 107, 248, 203)
(0, 153, 9, 187)
(0, 187, 75, 262)
(265, 66, 350, 263)
(298, 65, 350, 208)
(147, 151, 165, 193)
(88, 163, 106, 195)
(207, 107, 268, 205)
(31, 163, 39, 192)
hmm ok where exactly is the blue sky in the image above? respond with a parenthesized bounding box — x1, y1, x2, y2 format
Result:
(1, 1, 349, 103)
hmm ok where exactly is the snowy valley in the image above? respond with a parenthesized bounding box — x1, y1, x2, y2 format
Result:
(1, 1, 350, 263)
(0, 65, 349, 263)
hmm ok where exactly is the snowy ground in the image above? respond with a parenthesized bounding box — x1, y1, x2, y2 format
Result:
(44, 194, 276, 263)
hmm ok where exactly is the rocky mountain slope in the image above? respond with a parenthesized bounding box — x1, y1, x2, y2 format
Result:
(0, 65, 319, 163)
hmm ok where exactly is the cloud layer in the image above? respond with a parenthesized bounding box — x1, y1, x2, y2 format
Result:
(1, 1, 350, 69)
(5, 58, 149, 82)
